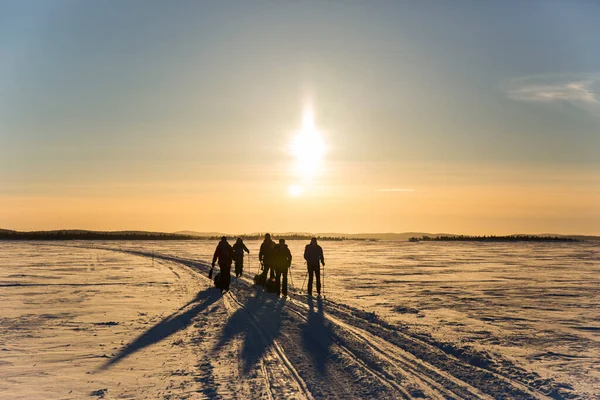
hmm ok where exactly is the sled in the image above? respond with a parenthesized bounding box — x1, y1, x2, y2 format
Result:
(253, 273, 266, 286)
(213, 272, 221, 288)
(264, 277, 279, 294)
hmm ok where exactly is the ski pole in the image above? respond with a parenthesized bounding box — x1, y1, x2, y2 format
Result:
(288, 264, 294, 295)
(257, 254, 262, 274)
(301, 268, 308, 292)
(322, 263, 325, 298)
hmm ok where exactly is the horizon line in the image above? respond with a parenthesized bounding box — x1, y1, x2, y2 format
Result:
(1, 228, 598, 237)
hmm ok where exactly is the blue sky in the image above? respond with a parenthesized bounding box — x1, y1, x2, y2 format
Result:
(1, 1, 599, 233)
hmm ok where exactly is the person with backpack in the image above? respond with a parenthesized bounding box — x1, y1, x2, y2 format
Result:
(304, 237, 324, 296)
(258, 233, 276, 285)
(232, 237, 250, 278)
(212, 236, 234, 293)
(273, 238, 292, 297)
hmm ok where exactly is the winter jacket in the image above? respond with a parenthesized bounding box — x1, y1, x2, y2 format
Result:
(304, 243, 324, 266)
(212, 240, 233, 266)
(232, 241, 249, 261)
(273, 243, 292, 273)
(259, 239, 275, 265)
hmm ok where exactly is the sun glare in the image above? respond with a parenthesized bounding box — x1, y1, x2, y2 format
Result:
(288, 184, 303, 197)
(291, 109, 327, 179)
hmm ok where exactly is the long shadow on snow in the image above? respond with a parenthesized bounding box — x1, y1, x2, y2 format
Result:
(100, 288, 220, 370)
(212, 292, 286, 376)
(301, 296, 334, 375)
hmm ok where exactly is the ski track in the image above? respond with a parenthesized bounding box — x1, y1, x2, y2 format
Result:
(76, 245, 580, 399)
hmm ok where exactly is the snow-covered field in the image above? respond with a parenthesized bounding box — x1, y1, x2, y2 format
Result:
(1, 240, 598, 399)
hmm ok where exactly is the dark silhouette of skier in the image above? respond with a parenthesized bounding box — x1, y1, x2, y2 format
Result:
(232, 238, 250, 278)
(212, 236, 233, 293)
(304, 237, 324, 296)
(258, 233, 276, 284)
(273, 238, 292, 297)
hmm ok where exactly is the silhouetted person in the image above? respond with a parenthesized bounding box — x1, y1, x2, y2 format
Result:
(273, 238, 292, 296)
(259, 233, 276, 284)
(304, 237, 324, 296)
(212, 236, 233, 292)
(232, 238, 250, 278)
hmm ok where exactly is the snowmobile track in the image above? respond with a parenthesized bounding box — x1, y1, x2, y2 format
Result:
(283, 298, 480, 400)
(223, 291, 315, 400)
(76, 245, 572, 400)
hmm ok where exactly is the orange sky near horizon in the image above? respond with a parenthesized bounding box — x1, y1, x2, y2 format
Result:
(2, 161, 598, 235)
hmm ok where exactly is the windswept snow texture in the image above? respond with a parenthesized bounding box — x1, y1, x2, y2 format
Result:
(0, 241, 598, 399)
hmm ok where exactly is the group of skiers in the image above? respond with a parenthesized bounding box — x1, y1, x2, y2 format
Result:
(210, 233, 325, 297)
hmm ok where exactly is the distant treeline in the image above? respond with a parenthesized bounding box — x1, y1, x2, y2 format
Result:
(0, 230, 199, 241)
(0, 230, 359, 241)
(409, 235, 579, 242)
(206, 234, 359, 241)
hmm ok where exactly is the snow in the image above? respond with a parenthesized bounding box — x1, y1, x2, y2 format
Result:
(0, 240, 598, 399)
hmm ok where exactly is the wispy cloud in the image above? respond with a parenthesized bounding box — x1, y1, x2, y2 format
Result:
(506, 73, 600, 118)
(377, 188, 416, 192)
(510, 81, 598, 103)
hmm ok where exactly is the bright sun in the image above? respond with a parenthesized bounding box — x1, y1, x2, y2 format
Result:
(291, 109, 327, 179)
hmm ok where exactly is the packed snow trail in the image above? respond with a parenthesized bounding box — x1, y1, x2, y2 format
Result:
(90, 245, 577, 399)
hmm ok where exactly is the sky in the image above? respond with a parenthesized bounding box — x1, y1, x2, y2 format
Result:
(1, 0, 599, 234)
